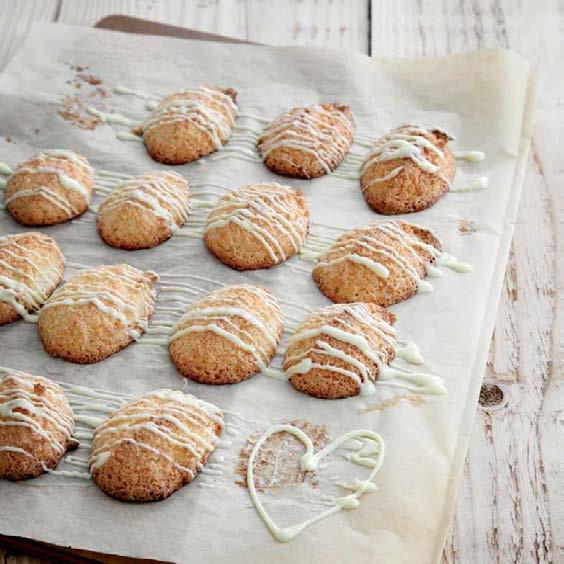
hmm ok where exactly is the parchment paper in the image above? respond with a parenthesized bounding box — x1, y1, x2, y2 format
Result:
(0, 22, 534, 564)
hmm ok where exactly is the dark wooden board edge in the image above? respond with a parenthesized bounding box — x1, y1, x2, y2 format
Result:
(94, 14, 258, 44)
(2, 14, 253, 564)
(0, 532, 167, 563)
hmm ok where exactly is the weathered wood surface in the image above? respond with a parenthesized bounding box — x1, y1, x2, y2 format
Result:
(371, 3, 562, 562)
(58, 0, 370, 51)
(0, 1, 561, 562)
(0, 0, 58, 70)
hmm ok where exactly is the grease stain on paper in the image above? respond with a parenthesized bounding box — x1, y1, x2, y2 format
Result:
(357, 393, 425, 413)
(235, 419, 329, 492)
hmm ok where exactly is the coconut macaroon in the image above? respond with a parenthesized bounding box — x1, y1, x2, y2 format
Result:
(4, 150, 94, 225)
(38, 264, 158, 364)
(284, 303, 397, 399)
(312, 220, 443, 307)
(204, 183, 309, 270)
(89, 389, 223, 501)
(0, 232, 65, 326)
(97, 171, 190, 250)
(360, 124, 455, 214)
(141, 86, 238, 165)
(169, 284, 283, 385)
(258, 103, 355, 179)
(0, 369, 77, 481)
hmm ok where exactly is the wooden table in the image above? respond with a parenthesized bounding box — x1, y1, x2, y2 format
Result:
(0, 1, 561, 562)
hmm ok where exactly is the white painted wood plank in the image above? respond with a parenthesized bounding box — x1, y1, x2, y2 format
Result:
(58, 0, 249, 40)
(57, 0, 370, 52)
(245, 0, 369, 52)
(0, 0, 59, 71)
(370, 0, 563, 561)
(452, 149, 560, 563)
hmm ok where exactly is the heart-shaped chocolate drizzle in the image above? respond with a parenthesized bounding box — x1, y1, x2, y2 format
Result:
(247, 424, 385, 542)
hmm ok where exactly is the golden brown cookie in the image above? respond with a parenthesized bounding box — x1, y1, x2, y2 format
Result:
(97, 171, 190, 250)
(312, 220, 442, 307)
(89, 389, 223, 501)
(169, 284, 283, 384)
(360, 124, 455, 214)
(142, 86, 238, 165)
(38, 264, 158, 364)
(204, 183, 309, 270)
(4, 150, 94, 225)
(0, 232, 64, 325)
(258, 103, 355, 178)
(0, 369, 77, 480)
(284, 303, 397, 399)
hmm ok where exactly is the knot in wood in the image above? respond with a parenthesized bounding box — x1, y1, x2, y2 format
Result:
(478, 382, 505, 408)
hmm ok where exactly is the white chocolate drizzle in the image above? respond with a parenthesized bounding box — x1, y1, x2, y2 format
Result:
(247, 425, 384, 542)
(205, 147, 261, 163)
(0, 369, 75, 467)
(450, 176, 488, 192)
(285, 303, 444, 397)
(361, 165, 403, 188)
(0, 233, 63, 322)
(170, 284, 284, 379)
(0, 163, 13, 176)
(361, 124, 453, 187)
(117, 131, 143, 142)
(313, 220, 471, 294)
(41, 264, 157, 341)
(238, 112, 271, 124)
(142, 87, 238, 151)
(86, 106, 138, 127)
(3, 150, 92, 218)
(97, 171, 190, 233)
(454, 150, 485, 162)
(205, 183, 309, 265)
(258, 105, 355, 176)
(113, 86, 160, 100)
(88, 389, 223, 477)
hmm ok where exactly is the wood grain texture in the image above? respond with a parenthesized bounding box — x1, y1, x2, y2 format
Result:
(244, 0, 369, 51)
(1, 0, 562, 562)
(58, 0, 369, 51)
(370, 0, 563, 561)
(0, 0, 59, 70)
(59, 0, 248, 39)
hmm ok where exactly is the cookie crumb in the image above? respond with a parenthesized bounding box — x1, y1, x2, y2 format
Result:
(458, 219, 477, 235)
(58, 64, 109, 130)
(235, 418, 329, 492)
(78, 73, 102, 86)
